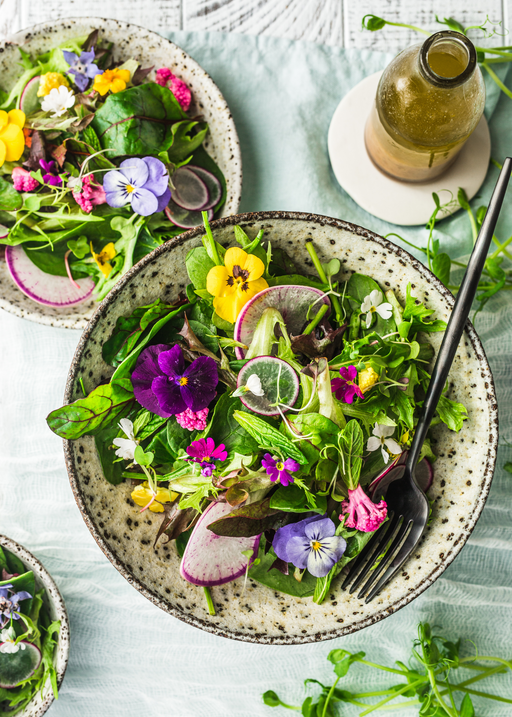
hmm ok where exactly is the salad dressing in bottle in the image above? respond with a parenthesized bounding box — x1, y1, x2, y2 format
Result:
(364, 31, 485, 182)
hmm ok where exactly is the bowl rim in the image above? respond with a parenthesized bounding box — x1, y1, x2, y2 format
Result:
(0, 15, 242, 329)
(63, 210, 498, 644)
(0, 534, 70, 713)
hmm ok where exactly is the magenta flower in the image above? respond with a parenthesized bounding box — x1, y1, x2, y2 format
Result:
(39, 159, 62, 187)
(155, 67, 192, 111)
(261, 453, 300, 487)
(12, 167, 39, 192)
(71, 175, 106, 213)
(331, 365, 364, 404)
(186, 438, 227, 476)
(340, 484, 387, 532)
(131, 344, 218, 418)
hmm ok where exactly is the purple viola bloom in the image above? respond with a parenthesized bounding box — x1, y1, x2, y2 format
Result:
(331, 365, 364, 404)
(131, 344, 218, 418)
(261, 453, 300, 487)
(39, 159, 62, 187)
(103, 157, 171, 216)
(63, 47, 102, 92)
(0, 584, 32, 624)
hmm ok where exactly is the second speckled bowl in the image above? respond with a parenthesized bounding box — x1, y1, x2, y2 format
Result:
(63, 211, 497, 644)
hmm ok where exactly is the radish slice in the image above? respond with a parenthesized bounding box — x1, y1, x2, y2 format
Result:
(414, 458, 433, 493)
(172, 167, 209, 210)
(18, 75, 41, 115)
(237, 356, 299, 416)
(187, 165, 222, 209)
(5, 244, 95, 307)
(370, 452, 434, 499)
(0, 224, 9, 240)
(180, 500, 261, 587)
(164, 200, 213, 229)
(234, 285, 331, 360)
(0, 641, 41, 688)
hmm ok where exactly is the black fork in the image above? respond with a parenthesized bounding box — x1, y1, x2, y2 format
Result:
(342, 157, 512, 603)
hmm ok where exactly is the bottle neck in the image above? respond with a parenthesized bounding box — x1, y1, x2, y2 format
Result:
(419, 31, 477, 88)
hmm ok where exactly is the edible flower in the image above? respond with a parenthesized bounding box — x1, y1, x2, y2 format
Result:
(71, 174, 106, 213)
(361, 290, 393, 329)
(367, 424, 402, 465)
(90, 241, 116, 278)
(103, 157, 171, 216)
(0, 584, 32, 623)
(206, 247, 268, 323)
(155, 67, 192, 111)
(93, 68, 131, 96)
(176, 407, 209, 431)
(131, 343, 218, 418)
(131, 482, 177, 513)
(0, 109, 25, 167)
(39, 158, 63, 187)
(40, 85, 75, 117)
(340, 484, 387, 532)
(0, 626, 25, 654)
(112, 418, 139, 463)
(63, 47, 102, 91)
(261, 453, 300, 487)
(331, 365, 364, 404)
(37, 72, 70, 97)
(12, 166, 39, 192)
(358, 365, 379, 393)
(186, 437, 227, 476)
(233, 373, 265, 398)
(272, 514, 347, 578)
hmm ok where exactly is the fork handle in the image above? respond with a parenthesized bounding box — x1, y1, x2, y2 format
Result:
(407, 158, 512, 471)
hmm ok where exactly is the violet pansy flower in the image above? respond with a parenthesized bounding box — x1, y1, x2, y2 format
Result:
(63, 48, 102, 92)
(131, 344, 218, 418)
(103, 157, 171, 216)
(272, 514, 347, 578)
(261, 454, 300, 487)
(39, 159, 62, 187)
(331, 365, 364, 404)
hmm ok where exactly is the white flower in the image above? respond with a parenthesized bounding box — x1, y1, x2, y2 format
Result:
(361, 290, 393, 329)
(245, 373, 264, 396)
(0, 626, 25, 654)
(41, 86, 75, 118)
(367, 424, 402, 465)
(112, 418, 139, 464)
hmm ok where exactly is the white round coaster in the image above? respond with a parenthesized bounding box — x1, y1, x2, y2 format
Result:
(328, 71, 491, 226)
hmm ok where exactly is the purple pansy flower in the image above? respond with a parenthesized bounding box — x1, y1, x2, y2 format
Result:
(261, 454, 300, 487)
(272, 514, 347, 578)
(131, 344, 218, 418)
(103, 157, 171, 216)
(39, 159, 62, 187)
(0, 584, 32, 626)
(186, 438, 227, 477)
(331, 365, 364, 404)
(63, 47, 102, 92)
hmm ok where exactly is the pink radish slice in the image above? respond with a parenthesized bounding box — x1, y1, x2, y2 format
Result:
(172, 167, 209, 210)
(5, 244, 95, 307)
(164, 200, 213, 229)
(18, 75, 41, 115)
(414, 458, 433, 492)
(0, 641, 41, 688)
(370, 452, 434, 499)
(234, 285, 331, 360)
(187, 165, 222, 209)
(0, 225, 9, 239)
(180, 500, 261, 587)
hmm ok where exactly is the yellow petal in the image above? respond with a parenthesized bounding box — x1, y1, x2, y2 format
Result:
(7, 109, 25, 129)
(0, 124, 24, 162)
(242, 277, 269, 300)
(116, 69, 131, 83)
(0, 140, 6, 168)
(206, 264, 230, 297)
(213, 294, 238, 323)
(224, 246, 248, 275)
(102, 242, 116, 260)
(0, 111, 8, 130)
(111, 78, 127, 94)
(243, 253, 265, 281)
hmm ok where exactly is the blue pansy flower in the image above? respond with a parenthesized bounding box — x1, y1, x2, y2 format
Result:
(63, 48, 102, 92)
(103, 157, 171, 216)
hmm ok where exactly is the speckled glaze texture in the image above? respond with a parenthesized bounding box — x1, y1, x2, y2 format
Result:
(0, 535, 69, 714)
(0, 17, 242, 329)
(63, 212, 498, 644)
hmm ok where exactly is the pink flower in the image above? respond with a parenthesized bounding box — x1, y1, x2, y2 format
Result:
(12, 167, 39, 192)
(155, 67, 192, 111)
(175, 407, 209, 431)
(72, 175, 107, 213)
(331, 365, 364, 404)
(340, 484, 387, 532)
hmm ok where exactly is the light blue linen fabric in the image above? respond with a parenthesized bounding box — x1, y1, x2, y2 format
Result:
(1, 30, 511, 716)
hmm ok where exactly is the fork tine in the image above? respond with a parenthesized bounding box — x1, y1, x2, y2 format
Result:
(348, 514, 403, 594)
(341, 511, 395, 590)
(357, 519, 413, 600)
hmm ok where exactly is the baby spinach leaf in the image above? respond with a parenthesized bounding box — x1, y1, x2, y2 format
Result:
(347, 273, 396, 336)
(167, 419, 197, 455)
(95, 426, 125, 485)
(186, 246, 216, 291)
(0, 176, 22, 211)
(46, 378, 135, 439)
(145, 424, 176, 466)
(270, 484, 327, 514)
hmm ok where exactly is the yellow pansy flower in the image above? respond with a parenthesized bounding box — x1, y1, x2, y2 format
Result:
(37, 72, 70, 97)
(90, 242, 116, 278)
(206, 247, 268, 323)
(93, 69, 131, 96)
(131, 482, 178, 513)
(0, 110, 26, 168)
(358, 365, 379, 394)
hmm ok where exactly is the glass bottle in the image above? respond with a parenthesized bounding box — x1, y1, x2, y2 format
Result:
(364, 31, 486, 182)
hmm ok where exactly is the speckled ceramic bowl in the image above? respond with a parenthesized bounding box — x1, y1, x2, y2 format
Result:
(0, 17, 242, 329)
(0, 535, 69, 714)
(63, 211, 497, 644)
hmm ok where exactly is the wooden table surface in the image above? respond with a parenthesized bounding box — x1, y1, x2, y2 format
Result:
(0, 0, 510, 51)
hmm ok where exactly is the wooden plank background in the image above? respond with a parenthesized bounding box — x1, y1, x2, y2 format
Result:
(0, 0, 510, 50)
